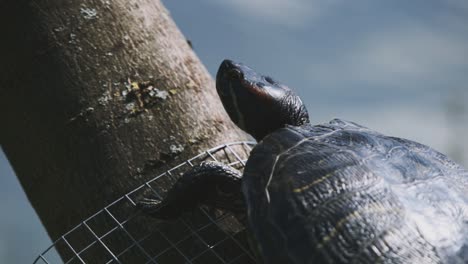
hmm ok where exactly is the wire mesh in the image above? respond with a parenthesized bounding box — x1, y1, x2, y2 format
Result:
(33, 141, 258, 264)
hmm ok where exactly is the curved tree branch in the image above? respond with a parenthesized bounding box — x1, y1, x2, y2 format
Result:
(0, 0, 250, 261)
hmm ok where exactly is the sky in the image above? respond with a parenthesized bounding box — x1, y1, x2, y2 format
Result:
(1, 0, 467, 262)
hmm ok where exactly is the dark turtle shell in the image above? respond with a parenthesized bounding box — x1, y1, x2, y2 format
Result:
(242, 119, 468, 263)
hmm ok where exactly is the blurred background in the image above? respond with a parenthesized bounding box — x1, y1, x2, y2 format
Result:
(1, 0, 467, 262)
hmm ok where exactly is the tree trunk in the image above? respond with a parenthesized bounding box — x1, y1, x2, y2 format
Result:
(0, 0, 250, 262)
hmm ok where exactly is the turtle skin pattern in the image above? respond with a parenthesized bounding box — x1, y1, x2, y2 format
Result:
(243, 119, 468, 264)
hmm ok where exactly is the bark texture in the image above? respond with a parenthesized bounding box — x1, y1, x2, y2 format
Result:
(0, 0, 250, 261)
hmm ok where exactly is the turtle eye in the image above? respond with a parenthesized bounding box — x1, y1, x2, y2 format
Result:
(227, 69, 242, 80)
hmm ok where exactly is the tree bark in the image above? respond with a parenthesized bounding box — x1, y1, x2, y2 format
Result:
(0, 0, 250, 262)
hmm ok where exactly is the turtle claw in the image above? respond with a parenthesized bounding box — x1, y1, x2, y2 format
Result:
(137, 196, 183, 220)
(138, 161, 244, 221)
(137, 197, 162, 214)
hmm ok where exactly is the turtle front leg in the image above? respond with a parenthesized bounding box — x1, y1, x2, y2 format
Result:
(138, 161, 245, 220)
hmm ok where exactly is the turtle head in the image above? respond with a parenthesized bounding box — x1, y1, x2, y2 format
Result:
(216, 59, 309, 141)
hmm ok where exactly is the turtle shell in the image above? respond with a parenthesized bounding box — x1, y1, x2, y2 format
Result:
(242, 119, 468, 263)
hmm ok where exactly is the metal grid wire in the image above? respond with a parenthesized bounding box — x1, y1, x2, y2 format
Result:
(33, 141, 258, 264)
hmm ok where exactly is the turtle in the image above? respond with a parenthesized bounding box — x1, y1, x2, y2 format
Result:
(139, 60, 468, 263)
